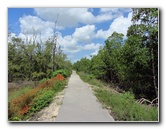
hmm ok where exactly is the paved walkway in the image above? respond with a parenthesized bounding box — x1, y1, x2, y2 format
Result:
(55, 71, 114, 122)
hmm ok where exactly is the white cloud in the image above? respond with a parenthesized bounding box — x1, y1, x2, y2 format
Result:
(19, 15, 54, 34)
(73, 25, 96, 43)
(96, 12, 132, 39)
(57, 34, 80, 53)
(83, 43, 101, 50)
(34, 8, 95, 29)
(57, 25, 99, 54)
(18, 15, 55, 43)
(91, 49, 99, 56)
(34, 8, 132, 29)
(100, 8, 131, 14)
(58, 34, 102, 54)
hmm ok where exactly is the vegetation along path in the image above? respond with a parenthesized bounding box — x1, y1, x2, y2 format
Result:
(55, 71, 114, 122)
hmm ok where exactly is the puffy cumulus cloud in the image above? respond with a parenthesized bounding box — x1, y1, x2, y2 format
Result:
(18, 15, 55, 42)
(34, 8, 95, 29)
(96, 12, 132, 39)
(57, 24, 99, 54)
(34, 8, 132, 29)
(72, 25, 96, 43)
(57, 34, 81, 53)
(58, 34, 102, 54)
(83, 43, 101, 50)
(19, 15, 54, 34)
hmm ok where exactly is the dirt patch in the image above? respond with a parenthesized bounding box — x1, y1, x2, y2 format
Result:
(55, 74, 65, 80)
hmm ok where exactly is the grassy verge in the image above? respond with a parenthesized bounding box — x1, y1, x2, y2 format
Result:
(8, 86, 32, 102)
(78, 72, 158, 121)
(78, 72, 104, 87)
(8, 79, 67, 121)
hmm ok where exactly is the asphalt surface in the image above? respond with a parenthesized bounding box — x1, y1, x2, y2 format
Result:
(55, 71, 114, 122)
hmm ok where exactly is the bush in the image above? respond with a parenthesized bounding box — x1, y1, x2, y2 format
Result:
(52, 69, 71, 78)
(29, 90, 54, 113)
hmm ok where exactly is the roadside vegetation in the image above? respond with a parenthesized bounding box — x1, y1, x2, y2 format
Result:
(8, 74, 68, 121)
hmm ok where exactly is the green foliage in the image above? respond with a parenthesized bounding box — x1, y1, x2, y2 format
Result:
(29, 90, 54, 113)
(95, 88, 158, 121)
(51, 69, 72, 78)
(73, 57, 91, 73)
(8, 38, 72, 82)
(10, 116, 22, 121)
(29, 80, 66, 114)
(32, 72, 46, 81)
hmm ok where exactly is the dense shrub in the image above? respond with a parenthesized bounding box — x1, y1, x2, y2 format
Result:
(52, 69, 71, 78)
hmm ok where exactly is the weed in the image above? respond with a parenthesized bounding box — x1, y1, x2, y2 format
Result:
(95, 88, 158, 121)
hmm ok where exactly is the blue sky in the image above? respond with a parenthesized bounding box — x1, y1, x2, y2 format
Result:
(8, 8, 132, 63)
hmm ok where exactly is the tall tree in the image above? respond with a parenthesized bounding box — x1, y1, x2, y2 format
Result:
(103, 32, 124, 83)
(131, 8, 158, 97)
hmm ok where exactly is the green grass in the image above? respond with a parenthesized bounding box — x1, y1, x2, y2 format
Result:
(95, 89, 158, 121)
(8, 86, 32, 102)
(78, 72, 158, 121)
(78, 71, 103, 87)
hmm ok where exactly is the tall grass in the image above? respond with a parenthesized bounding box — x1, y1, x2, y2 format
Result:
(8, 86, 32, 102)
(95, 89, 158, 121)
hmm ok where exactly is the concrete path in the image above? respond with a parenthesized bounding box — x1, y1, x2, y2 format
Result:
(55, 71, 114, 122)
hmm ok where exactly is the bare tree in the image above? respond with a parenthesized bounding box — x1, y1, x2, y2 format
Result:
(52, 13, 59, 72)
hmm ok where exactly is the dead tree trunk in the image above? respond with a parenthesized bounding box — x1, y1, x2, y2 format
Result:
(52, 13, 59, 72)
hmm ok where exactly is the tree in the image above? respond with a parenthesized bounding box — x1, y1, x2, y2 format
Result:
(131, 8, 158, 98)
(102, 32, 124, 83)
(90, 49, 106, 79)
(8, 36, 72, 82)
